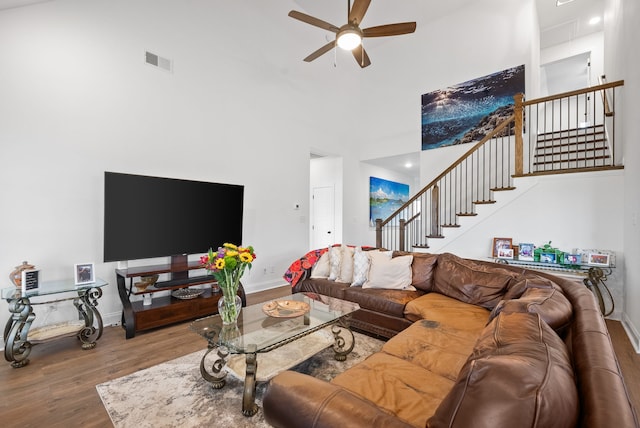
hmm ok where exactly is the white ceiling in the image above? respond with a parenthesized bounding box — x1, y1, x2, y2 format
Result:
(1, 0, 605, 176)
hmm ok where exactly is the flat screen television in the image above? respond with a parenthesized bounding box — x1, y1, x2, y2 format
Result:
(103, 172, 244, 263)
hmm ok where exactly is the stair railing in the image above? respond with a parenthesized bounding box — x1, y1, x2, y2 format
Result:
(376, 116, 517, 251)
(515, 80, 624, 174)
(376, 80, 624, 252)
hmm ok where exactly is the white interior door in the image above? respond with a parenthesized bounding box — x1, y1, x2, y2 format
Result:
(311, 186, 335, 249)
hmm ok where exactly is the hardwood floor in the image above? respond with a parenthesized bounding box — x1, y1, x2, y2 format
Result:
(1, 286, 638, 427)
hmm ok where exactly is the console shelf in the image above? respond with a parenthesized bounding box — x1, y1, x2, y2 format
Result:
(116, 260, 246, 339)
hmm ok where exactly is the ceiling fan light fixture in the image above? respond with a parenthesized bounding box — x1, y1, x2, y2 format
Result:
(337, 26, 362, 50)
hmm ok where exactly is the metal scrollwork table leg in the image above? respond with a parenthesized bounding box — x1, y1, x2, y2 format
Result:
(583, 267, 614, 317)
(331, 317, 356, 361)
(3, 297, 35, 368)
(74, 287, 104, 349)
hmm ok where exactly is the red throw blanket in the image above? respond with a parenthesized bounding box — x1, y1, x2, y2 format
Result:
(283, 245, 373, 288)
(283, 247, 329, 288)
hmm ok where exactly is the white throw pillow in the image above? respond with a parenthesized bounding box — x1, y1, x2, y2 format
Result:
(350, 247, 370, 286)
(337, 245, 355, 283)
(363, 254, 416, 291)
(310, 252, 330, 278)
(327, 245, 342, 281)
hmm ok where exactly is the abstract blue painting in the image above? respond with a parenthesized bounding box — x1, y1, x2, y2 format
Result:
(421, 65, 525, 150)
(369, 176, 410, 224)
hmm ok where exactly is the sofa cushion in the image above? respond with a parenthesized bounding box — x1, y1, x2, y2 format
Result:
(295, 278, 350, 299)
(332, 352, 454, 428)
(381, 319, 481, 382)
(309, 251, 330, 278)
(489, 286, 573, 334)
(503, 273, 559, 300)
(404, 293, 491, 332)
(363, 254, 415, 291)
(394, 251, 438, 292)
(428, 312, 578, 428)
(337, 245, 355, 283)
(343, 287, 423, 318)
(350, 246, 370, 286)
(432, 253, 519, 309)
(327, 245, 342, 280)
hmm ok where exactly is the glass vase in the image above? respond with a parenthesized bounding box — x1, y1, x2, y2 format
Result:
(218, 293, 242, 325)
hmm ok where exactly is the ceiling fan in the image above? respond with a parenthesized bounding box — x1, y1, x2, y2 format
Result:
(288, 0, 416, 68)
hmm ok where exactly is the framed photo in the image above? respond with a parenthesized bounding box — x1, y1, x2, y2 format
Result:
(497, 248, 514, 259)
(21, 269, 40, 294)
(540, 252, 557, 264)
(74, 262, 95, 285)
(492, 237, 512, 257)
(587, 253, 610, 267)
(518, 243, 535, 261)
(563, 254, 582, 265)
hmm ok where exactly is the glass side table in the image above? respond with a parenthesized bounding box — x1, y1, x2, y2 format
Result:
(190, 292, 360, 416)
(2, 278, 108, 368)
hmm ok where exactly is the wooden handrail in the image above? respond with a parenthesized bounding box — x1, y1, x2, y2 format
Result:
(522, 80, 624, 106)
(377, 114, 516, 228)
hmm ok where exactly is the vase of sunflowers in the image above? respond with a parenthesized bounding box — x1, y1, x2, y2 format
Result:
(201, 243, 256, 324)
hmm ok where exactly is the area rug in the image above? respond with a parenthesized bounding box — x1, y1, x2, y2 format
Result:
(96, 330, 384, 428)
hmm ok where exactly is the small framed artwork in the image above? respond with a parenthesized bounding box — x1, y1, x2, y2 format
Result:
(497, 248, 514, 259)
(540, 252, 557, 263)
(21, 269, 40, 294)
(518, 243, 535, 261)
(492, 237, 512, 257)
(587, 253, 610, 267)
(563, 254, 582, 265)
(74, 262, 95, 285)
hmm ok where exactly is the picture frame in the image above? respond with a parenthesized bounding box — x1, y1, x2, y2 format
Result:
(540, 252, 557, 264)
(21, 269, 40, 294)
(497, 248, 514, 259)
(518, 243, 535, 261)
(492, 237, 512, 258)
(74, 262, 95, 285)
(587, 253, 610, 267)
(563, 253, 582, 265)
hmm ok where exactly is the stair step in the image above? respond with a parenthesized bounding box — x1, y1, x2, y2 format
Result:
(456, 212, 478, 217)
(441, 224, 460, 228)
(533, 154, 611, 166)
(537, 135, 606, 146)
(473, 200, 496, 205)
(537, 125, 604, 140)
(490, 186, 516, 191)
(535, 145, 608, 157)
(426, 234, 445, 239)
(412, 244, 430, 249)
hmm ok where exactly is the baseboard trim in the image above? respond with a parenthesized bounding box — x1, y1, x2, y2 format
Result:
(621, 312, 640, 353)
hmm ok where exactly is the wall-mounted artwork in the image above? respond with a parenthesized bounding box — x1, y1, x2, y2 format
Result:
(369, 177, 409, 224)
(421, 65, 525, 151)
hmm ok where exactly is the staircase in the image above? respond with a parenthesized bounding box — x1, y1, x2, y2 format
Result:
(376, 80, 624, 252)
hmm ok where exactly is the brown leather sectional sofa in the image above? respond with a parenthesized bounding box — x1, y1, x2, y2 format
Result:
(264, 251, 639, 428)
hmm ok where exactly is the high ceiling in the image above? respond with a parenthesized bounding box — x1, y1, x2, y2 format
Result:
(1, 0, 605, 176)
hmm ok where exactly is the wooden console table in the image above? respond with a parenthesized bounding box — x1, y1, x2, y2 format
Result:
(116, 261, 247, 339)
(2, 278, 107, 368)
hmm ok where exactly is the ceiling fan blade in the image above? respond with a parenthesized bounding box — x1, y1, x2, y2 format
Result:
(348, 0, 371, 25)
(303, 40, 336, 62)
(288, 10, 340, 33)
(352, 45, 371, 68)
(363, 22, 417, 38)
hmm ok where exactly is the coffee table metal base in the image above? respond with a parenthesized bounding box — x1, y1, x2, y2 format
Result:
(199, 322, 356, 417)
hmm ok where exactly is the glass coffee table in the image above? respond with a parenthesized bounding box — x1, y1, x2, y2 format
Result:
(190, 292, 360, 416)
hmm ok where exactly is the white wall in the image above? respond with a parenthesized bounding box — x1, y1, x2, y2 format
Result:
(0, 0, 360, 326)
(605, 0, 640, 349)
(429, 170, 625, 320)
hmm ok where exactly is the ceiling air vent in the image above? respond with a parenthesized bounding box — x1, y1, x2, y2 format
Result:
(145, 51, 172, 72)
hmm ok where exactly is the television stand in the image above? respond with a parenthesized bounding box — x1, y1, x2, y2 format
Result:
(116, 260, 246, 339)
